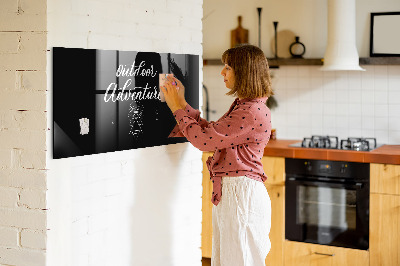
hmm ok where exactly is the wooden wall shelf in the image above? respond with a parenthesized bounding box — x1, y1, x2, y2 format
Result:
(268, 58, 323, 67)
(359, 57, 400, 65)
(203, 57, 400, 67)
(203, 58, 323, 67)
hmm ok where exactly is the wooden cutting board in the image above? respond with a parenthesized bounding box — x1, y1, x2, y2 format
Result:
(231, 16, 249, 48)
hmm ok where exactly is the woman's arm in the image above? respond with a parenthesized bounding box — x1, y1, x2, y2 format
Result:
(162, 77, 264, 151)
(171, 106, 257, 152)
(181, 103, 212, 127)
(168, 103, 213, 138)
(162, 76, 212, 137)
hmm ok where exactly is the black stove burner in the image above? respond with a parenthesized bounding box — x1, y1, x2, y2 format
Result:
(294, 136, 378, 151)
(340, 137, 377, 151)
(301, 135, 339, 149)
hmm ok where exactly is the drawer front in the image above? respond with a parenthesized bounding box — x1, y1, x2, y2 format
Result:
(284, 240, 369, 266)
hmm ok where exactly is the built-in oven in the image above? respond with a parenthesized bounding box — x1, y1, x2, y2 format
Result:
(285, 158, 369, 250)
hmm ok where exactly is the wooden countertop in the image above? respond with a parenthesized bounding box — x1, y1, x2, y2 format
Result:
(263, 139, 400, 165)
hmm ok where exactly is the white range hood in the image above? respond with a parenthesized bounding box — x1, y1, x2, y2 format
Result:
(320, 0, 365, 71)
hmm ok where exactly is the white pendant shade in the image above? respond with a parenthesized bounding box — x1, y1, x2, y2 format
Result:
(320, 0, 365, 71)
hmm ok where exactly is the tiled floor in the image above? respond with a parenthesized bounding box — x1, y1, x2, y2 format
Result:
(202, 257, 211, 266)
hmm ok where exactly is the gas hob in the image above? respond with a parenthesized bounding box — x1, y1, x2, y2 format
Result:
(289, 135, 383, 151)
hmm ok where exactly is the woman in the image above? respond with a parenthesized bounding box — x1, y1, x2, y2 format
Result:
(161, 44, 273, 266)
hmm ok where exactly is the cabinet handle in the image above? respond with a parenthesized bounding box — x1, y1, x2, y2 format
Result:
(313, 252, 335, 256)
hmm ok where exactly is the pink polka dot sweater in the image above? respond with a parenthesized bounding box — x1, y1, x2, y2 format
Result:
(168, 97, 272, 206)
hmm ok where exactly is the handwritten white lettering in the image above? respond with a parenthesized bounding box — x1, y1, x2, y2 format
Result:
(106, 59, 160, 102)
(115, 61, 157, 78)
(104, 79, 160, 102)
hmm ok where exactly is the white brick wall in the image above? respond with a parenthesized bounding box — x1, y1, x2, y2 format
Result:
(2, 0, 203, 265)
(0, 0, 48, 265)
(0, 187, 19, 208)
(203, 65, 400, 144)
(0, 227, 19, 247)
(46, 1, 203, 266)
(0, 248, 46, 266)
(0, 169, 47, 189)
(21, 229, 47, 250)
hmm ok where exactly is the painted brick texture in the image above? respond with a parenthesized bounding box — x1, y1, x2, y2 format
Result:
(0, 0, 48, 265)
(3, 0, 203, 265)
(46, 0, 203, 266)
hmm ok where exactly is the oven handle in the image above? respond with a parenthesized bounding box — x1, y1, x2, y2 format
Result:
(286, 177, 364, 189)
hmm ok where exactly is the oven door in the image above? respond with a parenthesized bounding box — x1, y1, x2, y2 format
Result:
(285, 177, 369, 250)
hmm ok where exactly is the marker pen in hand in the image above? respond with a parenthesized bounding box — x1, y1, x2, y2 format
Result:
(159, 74, 179, 102)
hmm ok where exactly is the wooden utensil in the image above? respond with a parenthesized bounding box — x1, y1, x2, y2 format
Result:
(231, 16, 249, 48)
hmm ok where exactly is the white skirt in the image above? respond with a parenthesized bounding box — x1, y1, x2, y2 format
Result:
(212, 176, 271, 266)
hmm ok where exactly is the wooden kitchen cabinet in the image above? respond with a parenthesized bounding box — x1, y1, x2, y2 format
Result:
(261, 156, 285, 186)
(370, 193, 400, 266)
(262, 156, 285, 266)
(370, 163, 400, 195)
(370, 163, 400, 266)
(284, 240, 369, 266)
(264, 184, 285, 266)
(202, 152, 213, 258)
(201, 153, 286, 266)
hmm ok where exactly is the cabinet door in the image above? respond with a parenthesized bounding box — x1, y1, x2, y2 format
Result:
(370, 193, 400, 266)
(202, 152, 213, 258)
(284, 241, 369, 266)
(261, 156, 285, 185)
(370, 163, 400, 195)
(264, 184, 285, 266)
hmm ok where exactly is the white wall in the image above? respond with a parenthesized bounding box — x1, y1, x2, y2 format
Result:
(204, 65, 400, 144)
(271, 65, 400, 144)
(46, 0, 203, 266)
(0, 0, 48, 265)
(203, 0, 400, 58)
(203, 0, 400, 145)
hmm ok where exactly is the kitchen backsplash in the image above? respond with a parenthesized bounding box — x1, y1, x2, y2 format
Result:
(203, 65, 400, 145)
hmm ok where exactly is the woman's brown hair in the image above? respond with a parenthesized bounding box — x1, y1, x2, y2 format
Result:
(221, 44, 273, 99)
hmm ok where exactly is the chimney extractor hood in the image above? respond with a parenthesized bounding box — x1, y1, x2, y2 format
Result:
(320, 0, 365, 71)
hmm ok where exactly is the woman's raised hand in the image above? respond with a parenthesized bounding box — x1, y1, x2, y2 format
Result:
(172, 76, 186, 107)
(160, 75, 186, 113)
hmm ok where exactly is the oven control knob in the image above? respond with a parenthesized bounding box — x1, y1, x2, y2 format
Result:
(304, 161, 312, 171)
(340, 164, 347, 174)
